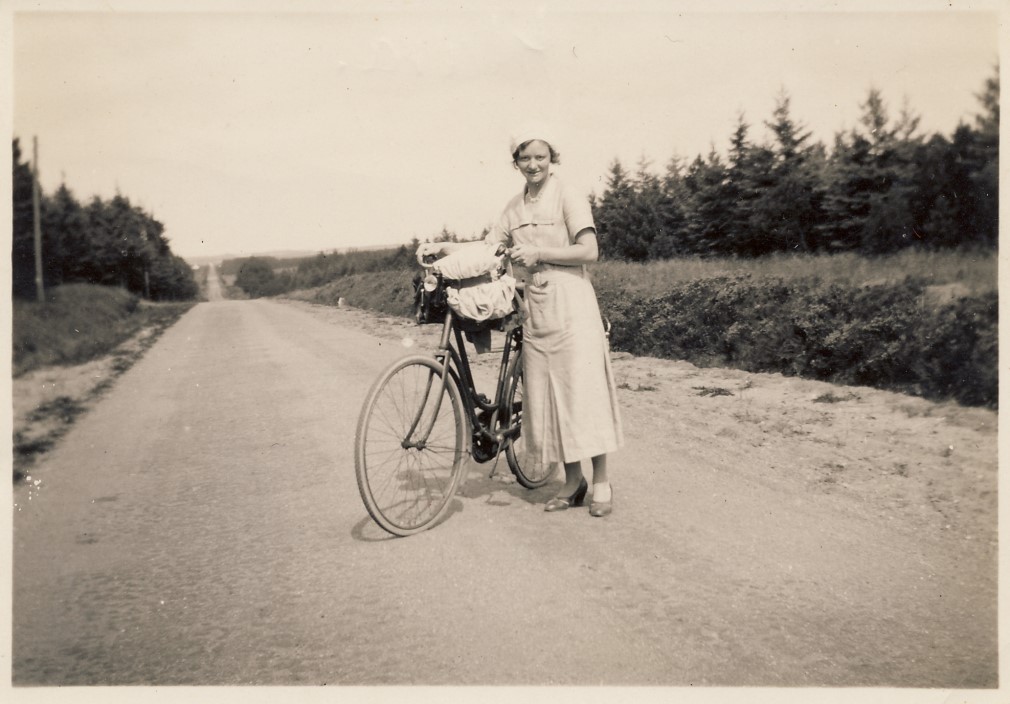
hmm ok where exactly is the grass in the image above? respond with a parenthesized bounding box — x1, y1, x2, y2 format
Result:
(26, 395, 88, 424)
(284, 270, 417, 317)
(693, 386, 735, 397)
(291, 248, 996, 319)
(814, 392, 861, 404)
(617, 382, 659, 392)
(13, 395, 88, 482)
(590, 249, 997, 295)
(12, 283, 196, 376)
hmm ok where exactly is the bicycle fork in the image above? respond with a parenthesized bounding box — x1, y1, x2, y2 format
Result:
(400, 366, 447, 451)
(401, 313, 457, 450)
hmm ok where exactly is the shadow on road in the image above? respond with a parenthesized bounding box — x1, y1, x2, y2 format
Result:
(457, 466, 556, 507)
(350, 461, 558, 540)
(350, 498, 469, 541)
(349, 513, 399, 542)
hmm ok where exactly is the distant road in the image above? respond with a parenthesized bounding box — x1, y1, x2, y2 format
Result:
(204, 263, 224, 301)
(11, 298, 997, 687)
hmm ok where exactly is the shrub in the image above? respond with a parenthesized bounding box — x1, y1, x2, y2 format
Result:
(235, 258, 278, 298)
(596, 275, 996, 408)
(291, 251, 997, 409)
(911, 293, 998, 407)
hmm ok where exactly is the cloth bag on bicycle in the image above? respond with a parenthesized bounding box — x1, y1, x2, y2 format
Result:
(435, 242, 517, 322)
(432, 241, 502, 280)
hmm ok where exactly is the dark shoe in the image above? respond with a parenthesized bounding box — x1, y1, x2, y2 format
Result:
(544, 478, 588, 512)
(590, 485, 613, 517)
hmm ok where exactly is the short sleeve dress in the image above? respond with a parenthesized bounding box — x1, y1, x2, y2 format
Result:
(486, 174, 624, 474)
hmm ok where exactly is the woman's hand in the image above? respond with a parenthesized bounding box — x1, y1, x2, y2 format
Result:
(510, 243, 541, 268)
(415, 242, 443, 265)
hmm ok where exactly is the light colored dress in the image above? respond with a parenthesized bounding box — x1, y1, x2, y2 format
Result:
(486, 174, 624, 473)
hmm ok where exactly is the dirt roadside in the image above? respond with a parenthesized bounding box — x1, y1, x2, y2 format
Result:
(300, 301, 998, 546)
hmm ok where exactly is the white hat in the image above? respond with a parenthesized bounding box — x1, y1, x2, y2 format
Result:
(509, 121, 557, 154)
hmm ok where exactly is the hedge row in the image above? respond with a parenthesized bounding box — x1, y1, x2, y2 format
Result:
(595, 276, 997, 409)
(293, 272, 997, 409)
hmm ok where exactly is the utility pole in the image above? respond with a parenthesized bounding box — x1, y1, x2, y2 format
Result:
(32, 136, 44, 303)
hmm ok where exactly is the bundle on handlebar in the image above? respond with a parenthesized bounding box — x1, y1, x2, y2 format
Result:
(412, 244, 521, 352)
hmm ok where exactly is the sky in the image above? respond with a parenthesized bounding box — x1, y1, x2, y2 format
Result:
(6, 0, 1003, 261)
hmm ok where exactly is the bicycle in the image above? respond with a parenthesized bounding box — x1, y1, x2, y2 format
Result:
(354, 253, 553, 536)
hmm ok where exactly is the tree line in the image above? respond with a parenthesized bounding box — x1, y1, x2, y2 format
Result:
(591, 70, 998, 261)
(12, 138, 198, 301)
(231, 68, 998, 299)
(228, 245, 418, 298)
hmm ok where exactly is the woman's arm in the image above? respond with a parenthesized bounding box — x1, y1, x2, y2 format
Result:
(415, 240, 465, 264)
(511, 228, 598, 268)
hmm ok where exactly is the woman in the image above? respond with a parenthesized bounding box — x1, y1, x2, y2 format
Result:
(417, 129, 623, 517)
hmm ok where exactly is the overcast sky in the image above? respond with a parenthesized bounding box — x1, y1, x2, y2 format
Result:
(7, 0, 1002, 260)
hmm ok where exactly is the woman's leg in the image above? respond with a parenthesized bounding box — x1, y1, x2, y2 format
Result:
(590, 454, 611, 502)
(544, 459, 589, 511)
(548, 455, 609, 512)
(559, 454, 608, 495)
(559, 460, 587, 495)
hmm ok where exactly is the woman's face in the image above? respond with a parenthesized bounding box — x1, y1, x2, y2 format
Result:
(515, 140, 552, 190)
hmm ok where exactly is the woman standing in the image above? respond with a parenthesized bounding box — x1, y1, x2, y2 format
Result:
(417, 129, 623, 517)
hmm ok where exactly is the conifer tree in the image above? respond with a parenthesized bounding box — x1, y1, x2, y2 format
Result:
(649, 155, 691, 258)
(41, 183, 87, 286)
(593, 159, 645, 260)
(747, 93, 824, 253)
(966, 64, 999, 247)
(12, 139, 38, 299)
(725, 114, 778, 254)
(682, 149, 734, 256)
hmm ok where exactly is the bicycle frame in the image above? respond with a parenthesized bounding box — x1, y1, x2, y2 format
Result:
(407, 306, 522, 457)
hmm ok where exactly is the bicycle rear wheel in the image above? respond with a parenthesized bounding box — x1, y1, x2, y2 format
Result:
(504, 352, 555, 488)
(355, 356, 466, 536)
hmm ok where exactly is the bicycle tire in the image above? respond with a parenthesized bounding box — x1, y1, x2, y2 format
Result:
(504, 352, 555, 488)
(355, 355, 467, 536)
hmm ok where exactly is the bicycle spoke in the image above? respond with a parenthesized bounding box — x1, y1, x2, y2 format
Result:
(355, 357, 465, 535)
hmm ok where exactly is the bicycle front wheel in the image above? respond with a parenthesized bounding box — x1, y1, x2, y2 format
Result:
(355, 356, 467, 536)
(504, 351, 555, 488)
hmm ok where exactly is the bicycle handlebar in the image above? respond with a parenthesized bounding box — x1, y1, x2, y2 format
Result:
(416, 244, 512, 270)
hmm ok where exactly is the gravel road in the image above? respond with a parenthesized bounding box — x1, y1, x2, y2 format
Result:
(11, 296, 999, 691)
